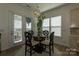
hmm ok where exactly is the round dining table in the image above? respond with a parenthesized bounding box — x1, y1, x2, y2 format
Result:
(33, 36, 46, 53)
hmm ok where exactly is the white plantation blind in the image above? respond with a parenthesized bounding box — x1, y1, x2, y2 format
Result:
(14, 15, 22, 29)
(51, 16, 61, 26)
(51, 16, 61, 36)
(14, 14, 22, 43)
(42, 18, 50, 31)
(42, 16, 61, 37)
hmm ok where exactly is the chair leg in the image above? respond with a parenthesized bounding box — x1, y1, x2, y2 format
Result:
(25, 45, 27, 56)
(44, 45, 46, 51)
(30, 47, 32, 56)
(52, 45, 54, 54)
(49, 45, 51, 56)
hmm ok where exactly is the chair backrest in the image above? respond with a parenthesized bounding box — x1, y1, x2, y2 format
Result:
(50, 32, 54, 43)
(43, 30, 49, 37)
(28, 30, 34, 36)
(24, 32, 32, 46)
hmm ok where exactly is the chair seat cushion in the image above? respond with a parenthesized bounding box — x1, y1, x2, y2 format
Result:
(32, 40, 39, 46)
(41, 40, 50, 45)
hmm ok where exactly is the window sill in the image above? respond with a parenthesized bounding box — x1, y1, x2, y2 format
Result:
(54, 36, 61, 38)
(14, 40, 22, 43)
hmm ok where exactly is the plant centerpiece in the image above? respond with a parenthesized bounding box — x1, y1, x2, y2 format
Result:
(37, 14, 45, 37)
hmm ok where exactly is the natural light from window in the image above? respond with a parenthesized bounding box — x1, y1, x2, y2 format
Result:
(42, 16, 61, 37)
(14, 14, 22, 43)
(42, 18, 49, 31)
(26, 22, 31, 31)
(51, 16, 61, 36)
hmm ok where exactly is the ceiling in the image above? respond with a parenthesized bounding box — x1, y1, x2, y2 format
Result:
(20, 3, 65, 12)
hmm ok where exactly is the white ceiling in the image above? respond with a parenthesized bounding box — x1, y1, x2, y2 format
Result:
(20, 3, 65, 12)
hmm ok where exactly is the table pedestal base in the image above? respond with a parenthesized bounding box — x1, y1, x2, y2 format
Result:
(34, 43, 46, 54)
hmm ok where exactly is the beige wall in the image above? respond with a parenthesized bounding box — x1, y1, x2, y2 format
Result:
(42, 4, 79, 47)
(0, 4, 32, 51)
(71, 8, 79, 27)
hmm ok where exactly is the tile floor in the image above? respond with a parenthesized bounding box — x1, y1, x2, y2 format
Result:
(0, 44, 78, 56)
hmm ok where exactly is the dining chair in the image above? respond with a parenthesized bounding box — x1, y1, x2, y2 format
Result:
(28, 30, 34, 36)
(43, 30, 49, 40)
(24, 32, 38, 56)
(28, 30, 34, 40)
(42, 32, 54, 56)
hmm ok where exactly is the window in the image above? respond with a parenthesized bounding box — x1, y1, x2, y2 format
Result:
(42, 16, 61, 37)
(26, 22, 31, 31)
(14, 15, 22, 43)
(42, 18, 50, 31)
(51, 16, 61, 36)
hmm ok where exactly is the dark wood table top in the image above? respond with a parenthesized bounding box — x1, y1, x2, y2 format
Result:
(33, 36, 46, 42)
